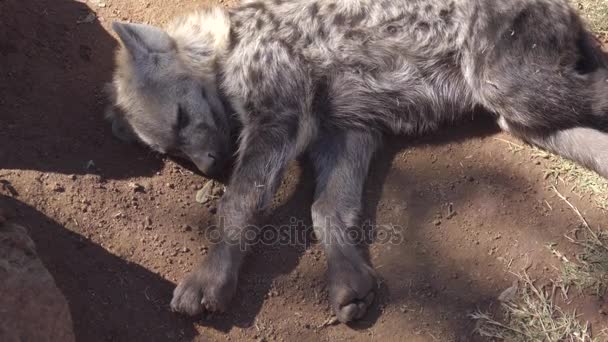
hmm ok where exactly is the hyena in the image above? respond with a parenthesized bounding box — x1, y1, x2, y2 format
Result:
(106, 0, 608, 323)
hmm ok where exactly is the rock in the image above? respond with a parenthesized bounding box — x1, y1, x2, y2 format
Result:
(195, 180, 225, 204)
(50, 182, 64, 193)
(0, 222, 75, 342)
(128, 182, 145, 193)
(195, 181, 215, 204)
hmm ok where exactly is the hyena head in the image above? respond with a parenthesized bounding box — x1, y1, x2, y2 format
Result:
(107, 10, 232, 177)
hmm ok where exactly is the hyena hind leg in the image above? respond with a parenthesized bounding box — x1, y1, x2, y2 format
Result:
(308, 129, 380, 323)
(499, 118, 608, 179)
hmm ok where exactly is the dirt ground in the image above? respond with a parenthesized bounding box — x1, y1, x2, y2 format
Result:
(1, 0, 607, 341)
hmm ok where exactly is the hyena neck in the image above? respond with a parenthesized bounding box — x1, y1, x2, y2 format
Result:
(166, 7, 231, 80)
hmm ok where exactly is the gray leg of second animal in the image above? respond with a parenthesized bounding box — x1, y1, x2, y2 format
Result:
(308, 129, 380, 323)
(499, 118, 608, 179)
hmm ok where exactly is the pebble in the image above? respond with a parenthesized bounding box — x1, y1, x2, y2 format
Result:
(52, 183, 65, 192)
(128, 182, 145, 193)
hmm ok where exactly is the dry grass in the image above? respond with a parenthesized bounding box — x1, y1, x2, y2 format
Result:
(471, 273, 602, 342)
(531, 148, 608, 211)
(549, 225, 608, 297)
(571, 0, 608, 37)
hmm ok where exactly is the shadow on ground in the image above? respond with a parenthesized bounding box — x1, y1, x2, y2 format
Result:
(0, 0, 163, 179)
(0, 194, 200, 341)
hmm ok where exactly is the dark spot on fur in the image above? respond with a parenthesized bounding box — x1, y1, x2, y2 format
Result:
(233, 20, 242, 28)
(312, 76, 333, 116)
(265, 11, 279, 29)
(317, 26, 327, 39)
(176, 105, 191, 131)
(344, 29, 365, 40)
(440, 1, 456, 22)
(273, 0, 283, 4)
(279, 39, 296, 57)
(264, 54, 273, 66)
(244, 100, 256, 113)
(302, 34, 313, 47)
(252, 50, 261, 62)
(408, 12, 418, 23)
(308, 2, 319, 17)
(349, 11, 366, 26)
(261, 96, 274, 109)
(575, 33, 601, 74)
(249, 68, 262, 84)
(386, 25, 398, 34)
(425, 4, 433, 12)
(288, 24, 303, 44)
(417, 21, 430, 31)
(256, 18, 264, 30)
(512, 8, 531, 32)
(285, 116, 299, 138)
(333, 13, 346, 26)
(327, 3, 336, 12)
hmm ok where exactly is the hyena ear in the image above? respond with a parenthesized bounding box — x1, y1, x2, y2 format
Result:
(112, 22, 175, 57)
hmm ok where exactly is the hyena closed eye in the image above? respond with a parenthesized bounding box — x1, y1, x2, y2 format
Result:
(107, 0, 608, 323)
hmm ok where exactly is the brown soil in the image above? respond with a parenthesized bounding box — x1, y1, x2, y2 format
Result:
(1, 0, 606, 341)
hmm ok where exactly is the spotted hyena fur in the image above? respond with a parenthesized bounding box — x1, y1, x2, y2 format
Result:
(107, 0, 608, 323)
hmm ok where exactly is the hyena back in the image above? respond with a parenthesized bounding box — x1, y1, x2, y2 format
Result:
(107, 0, 608, 323)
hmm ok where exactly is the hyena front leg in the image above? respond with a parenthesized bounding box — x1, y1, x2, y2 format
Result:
(308, 129, 380, 323)
(171, 123, 298, 316)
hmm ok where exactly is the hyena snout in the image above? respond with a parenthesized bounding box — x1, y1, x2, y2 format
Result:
(185, 150, 226, 177)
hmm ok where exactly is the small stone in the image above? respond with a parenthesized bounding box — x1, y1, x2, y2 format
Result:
(181, 247, 190, 253)
(166, 183, 175, 189)
(182, 224, 192, 232)
(52, 183, 65, 192)
(128, 182, 145, 193)
(433, 218, 441, 226)
(195, 181, 215, 204)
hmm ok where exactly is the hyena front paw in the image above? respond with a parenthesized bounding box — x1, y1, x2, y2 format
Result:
(170, 261, 238, 316)
(328, 258, 377, 323)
